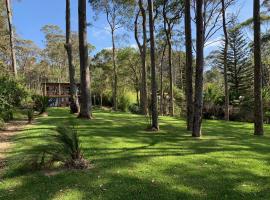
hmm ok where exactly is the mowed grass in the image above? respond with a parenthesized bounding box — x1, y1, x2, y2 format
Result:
(1, 108, 270, 200)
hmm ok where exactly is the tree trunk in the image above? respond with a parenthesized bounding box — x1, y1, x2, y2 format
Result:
(160, 44, 167, 116)
(163, 2, 174, 117)
(184, 0, 193, 131)
(112, 29, 118, 111)
(192, 0, 204, 137)
(135, 0, 148, 115)
(148, 0, 159, 131)
(253, 0, 264, 135)
(78, 0, 92, 119)
(5, 0, 17, 77)
(168, 34, 174, 116)
(221, 0, 229, 121)
(65, 0, 79, 114)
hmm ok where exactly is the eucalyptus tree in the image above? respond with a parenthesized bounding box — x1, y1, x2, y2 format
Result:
(5, 0, 17, 77)
(193, 0, 204, 137)
(184, 0, 193, 130)
(148, 0, 159, 130)
(134, 0, 148, 115)
(78, 0, 92, 119)
(90, 0, 134, 111)
(65, 0, 79, 114)
(162, 0, 183, 117)
(253, 0, 264, 135)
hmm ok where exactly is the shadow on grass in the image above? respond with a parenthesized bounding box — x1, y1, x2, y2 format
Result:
(1, 108, 270, 200)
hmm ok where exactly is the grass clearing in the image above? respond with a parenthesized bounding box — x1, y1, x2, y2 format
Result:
(0, 108, 270, 200)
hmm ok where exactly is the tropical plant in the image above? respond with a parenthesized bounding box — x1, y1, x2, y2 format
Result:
(32, 95, 51, 114)
(31, 125, 89, 170)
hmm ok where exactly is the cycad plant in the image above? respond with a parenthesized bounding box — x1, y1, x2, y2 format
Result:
(31, 125, 89, 170)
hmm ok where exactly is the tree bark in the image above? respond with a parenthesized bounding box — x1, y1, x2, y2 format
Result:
(221, 0, 229, 121)
(5, 0, 17, 77)
(184, 0, 193, 131)
(111, 29, 118, 111)
(163, 2, 174, 117)
(65, 0, 80, 114)
(148, 0, 159, 131)
(192, 0, 204, 137)
(160, 43, 167, 116)
(253, 0, 264, 135)
(78, 0, 92, 119)
(135, 0, 148, 115)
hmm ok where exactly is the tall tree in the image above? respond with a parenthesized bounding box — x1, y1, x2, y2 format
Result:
(148, 0, 159, 131)
(134, 0, 148, 115)
(78, 0, 92, 119)
(5, 0, 17, 77)
(65, 0, 80, 114)
(221, 0, 229, 121)
(253, 0, 264, 135)
(184, 0, 193, 130)
(193, 0, 204, 137)
(90, 0, 133, 111)
(162, 0, 182, 117)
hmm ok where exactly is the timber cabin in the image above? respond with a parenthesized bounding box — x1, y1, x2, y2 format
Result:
(42, 82, 80, 107)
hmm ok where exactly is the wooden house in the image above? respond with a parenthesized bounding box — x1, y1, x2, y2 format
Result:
(42, 82, 80, 107)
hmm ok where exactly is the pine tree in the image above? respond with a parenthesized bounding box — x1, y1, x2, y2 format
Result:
(208, 25, 253, 101)
(227, 27, 253, 100)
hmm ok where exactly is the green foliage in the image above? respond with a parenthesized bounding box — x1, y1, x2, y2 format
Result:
(128, 103, 140, 114)
(0, 76, 27, 121)
(27, 109, 34, 124)
(32, 95, 50, 114)
(30, 125, 89, 170)
(118, 92, 137, 112)
(0, 117, 4, 130)
(207, 20, 252, 101)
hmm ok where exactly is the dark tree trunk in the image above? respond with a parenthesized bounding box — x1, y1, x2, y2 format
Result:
(112, 29, 118, 111)
(192, 0, 204, 137)
(253, 0, 264, 135)
(78, 0, 92, 119)
(184, 0, 193, 131)
(221, 0, 229, 121)
(148, 0, 159, 131)
(135, 0, 148, 115)
(163, 1, 174, 116)
(65, 0, 79, 114)
(5, 0, 17, 77)
(160, 43, 167, 116)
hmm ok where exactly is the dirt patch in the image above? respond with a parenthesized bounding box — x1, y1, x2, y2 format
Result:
(0, 120, 28, 170)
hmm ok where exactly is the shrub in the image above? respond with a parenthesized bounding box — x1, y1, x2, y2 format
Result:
(30, 125, 89, 170)
(32, 95, 51, 114)
(0, 118, 4, 130)
(118, 92, 136, 112)
(0, 110, 14, 122)
(27, 109, 34, 124)
(0, 76, 27, 121)
(129, 103, 140, 114)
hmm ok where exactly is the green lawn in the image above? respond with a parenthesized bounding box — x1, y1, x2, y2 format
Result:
(1, 108, 270, 200)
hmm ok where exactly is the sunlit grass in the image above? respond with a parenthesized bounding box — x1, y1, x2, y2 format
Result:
(0, 108, 270, 200)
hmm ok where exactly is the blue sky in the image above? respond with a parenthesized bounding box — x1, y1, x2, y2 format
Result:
(12, 0, 253, 55)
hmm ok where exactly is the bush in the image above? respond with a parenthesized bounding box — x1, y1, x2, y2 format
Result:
(0, 76, 27, 121)
(118, 92, 136, 112)
(129, 103, 140, 114)
(32, 95, 51, 114)
(27, 109, 34, 124)
(30, 125, 89, 170)
(0, 110, 14, 122)
(0, 118, 4, 130)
